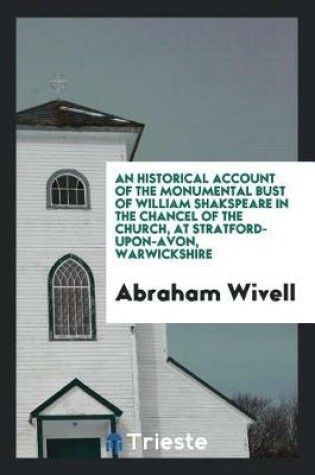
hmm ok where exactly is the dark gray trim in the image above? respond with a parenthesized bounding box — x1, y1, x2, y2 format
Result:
(46, 169, 91, 209)
(167, 357, 256, 422)
(110, 417, 116, 432)
(37, 414, 118, 459)
(48, 253, 96, 341)
(17, 124, 144, 134)
(31, 378, 123, 418)
(129, 124, 145, 162)
(109, 417, 119, 460)
(39, 415, 115, 421)
(37, 418, 44, 458)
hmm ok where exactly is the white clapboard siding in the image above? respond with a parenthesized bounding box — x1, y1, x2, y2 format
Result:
(17, 127, 251, 459)
(16, 130, 142, 458)
(135, 324, 251, 458)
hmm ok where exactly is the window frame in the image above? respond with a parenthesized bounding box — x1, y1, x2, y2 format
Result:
(48, 254, 96, 341)
(47, 170, 91, 209)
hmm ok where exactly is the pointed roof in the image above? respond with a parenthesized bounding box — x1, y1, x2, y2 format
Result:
(167, 357, 255, 423)
(30, 378, 123, 419)
(17, 99, 145, 161)
(17, 99, 144, 130)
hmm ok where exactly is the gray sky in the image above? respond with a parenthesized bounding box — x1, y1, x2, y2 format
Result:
(168, 324, 297, 401)
(16, 18, 297, 400)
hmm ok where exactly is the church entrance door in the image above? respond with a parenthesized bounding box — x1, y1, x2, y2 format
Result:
(47, 438, 101, 458)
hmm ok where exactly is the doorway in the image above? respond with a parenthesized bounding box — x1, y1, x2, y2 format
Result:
(47, 438, 101, 458)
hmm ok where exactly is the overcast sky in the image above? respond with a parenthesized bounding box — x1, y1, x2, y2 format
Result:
(16, 18, 297, 400)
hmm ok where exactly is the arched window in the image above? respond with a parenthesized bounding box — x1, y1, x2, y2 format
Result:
(47, 170, 90, 208)
(48, 254, 96, 340)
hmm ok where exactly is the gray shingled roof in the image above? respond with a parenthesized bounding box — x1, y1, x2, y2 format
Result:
(16, 100, 144, 130)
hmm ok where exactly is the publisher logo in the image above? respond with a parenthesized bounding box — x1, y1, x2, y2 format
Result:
(106, 432, 123, 455)
(127, 432, 208, 452)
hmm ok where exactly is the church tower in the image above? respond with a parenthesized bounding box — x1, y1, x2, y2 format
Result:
(16, 98, 253, 458)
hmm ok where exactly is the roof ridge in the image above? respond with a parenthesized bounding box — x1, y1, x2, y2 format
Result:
(17, 99, 109, 115)
(30, 378, 123, 418)
(167, 356, 256, 422)
(16, 99, 145, 129)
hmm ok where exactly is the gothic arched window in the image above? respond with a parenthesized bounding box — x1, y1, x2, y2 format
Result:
(48, 254, 96, 340)
(47, 170, 90, 208)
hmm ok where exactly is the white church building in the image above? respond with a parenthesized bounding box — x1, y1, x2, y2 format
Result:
(16, 97, 254, 458)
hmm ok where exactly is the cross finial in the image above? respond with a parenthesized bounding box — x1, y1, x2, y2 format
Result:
(49, 70, 68, 98)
